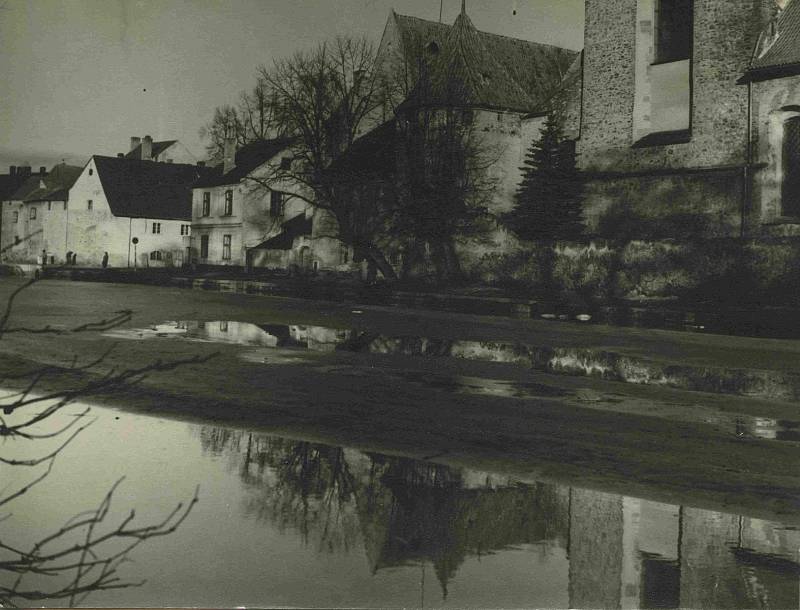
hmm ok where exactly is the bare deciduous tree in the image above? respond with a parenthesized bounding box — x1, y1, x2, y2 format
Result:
(0, 279, 214, 607)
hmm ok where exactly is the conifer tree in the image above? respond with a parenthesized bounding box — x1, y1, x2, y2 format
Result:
(505, 113, 584, 241)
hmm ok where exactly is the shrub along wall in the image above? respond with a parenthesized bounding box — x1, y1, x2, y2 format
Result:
(466, 238, 800, 306)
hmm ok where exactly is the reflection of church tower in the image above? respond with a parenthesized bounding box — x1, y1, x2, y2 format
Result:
(568, 488, 624, 608)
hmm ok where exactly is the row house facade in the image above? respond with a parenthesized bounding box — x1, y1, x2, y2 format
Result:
(1, 164, 83, 265)
(191, 138, 352, 273)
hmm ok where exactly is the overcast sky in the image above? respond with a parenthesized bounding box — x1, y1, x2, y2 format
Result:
(0, 0, 584, 170)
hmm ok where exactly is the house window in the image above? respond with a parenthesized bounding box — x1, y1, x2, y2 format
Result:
(89, 169, 93, 176)
(47, 202, 51, 211)
(152, 222, 161, 234)
(180, 224, 191, 236)
(280, 157, 292, 170)
(12, 211, 18, 223)
(270, 191, 284, 216)
(782, 116, 800, 217)
(30, 207, 36, 220)
(224, 190, 233, 216)
(200, 234, 209, 258)
(87, 200, 93, 210)
(202, 192, 211, 216)
(149, 250, 163, 261)
(222, 234, 231, 260)
(654, 0, 693, 64)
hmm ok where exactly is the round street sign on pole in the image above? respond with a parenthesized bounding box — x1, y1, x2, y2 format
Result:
(132, 237, 139, 269)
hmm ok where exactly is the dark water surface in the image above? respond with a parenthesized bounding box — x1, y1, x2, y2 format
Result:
(3, 401, 799, 609)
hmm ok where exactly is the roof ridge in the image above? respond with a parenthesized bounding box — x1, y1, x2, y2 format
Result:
(392, 10, 576, 53)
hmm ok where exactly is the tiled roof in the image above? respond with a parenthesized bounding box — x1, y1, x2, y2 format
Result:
(125, 140, 178, 160)
(251, 213, 312, 250)
(327, 120, 397, 180)
(93, 156, 214, 221)
(394, 11, 577, 112)
(747, 0, 800, 79)
(23, 164, 83, 202)
(194, 138, 295, 188)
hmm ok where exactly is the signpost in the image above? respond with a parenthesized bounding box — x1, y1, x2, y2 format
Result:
(132, 237, 139, 270)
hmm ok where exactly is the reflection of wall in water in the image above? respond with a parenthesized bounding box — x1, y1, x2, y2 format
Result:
(289, 325, 351, 352)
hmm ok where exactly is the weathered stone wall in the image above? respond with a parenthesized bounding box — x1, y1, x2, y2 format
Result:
(584, 170, 745, 236)
(578, 0, 772, 237)
(466, 237, 800, 304)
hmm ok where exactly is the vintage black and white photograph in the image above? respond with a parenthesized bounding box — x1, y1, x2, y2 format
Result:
(1, 0, 799, 607)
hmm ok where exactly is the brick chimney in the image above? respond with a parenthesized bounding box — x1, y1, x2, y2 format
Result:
(130, 136, 141, 153)
(141, 135, 153, 161)
(223, 130, 237, 174)
(19, 166, 31, 177)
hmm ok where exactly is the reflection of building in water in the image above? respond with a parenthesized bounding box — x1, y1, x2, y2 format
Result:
(569, 491, 800, 609)
(184, 321, 280, 347)
(288, 325, 351, 351)
(196, 426, 800, 608)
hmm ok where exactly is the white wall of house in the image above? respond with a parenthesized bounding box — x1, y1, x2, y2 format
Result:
(63, 159, 190, 268)
(191, 183, 245, 266)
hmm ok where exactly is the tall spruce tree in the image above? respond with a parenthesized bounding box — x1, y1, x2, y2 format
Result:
(506, 113, 584, 241)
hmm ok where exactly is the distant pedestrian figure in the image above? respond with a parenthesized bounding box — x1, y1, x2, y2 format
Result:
(102, 251, 109, 268)
(66, 251, 73, 265)
(71, 253, 77, 266)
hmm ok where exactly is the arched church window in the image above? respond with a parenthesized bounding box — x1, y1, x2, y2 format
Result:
(782, 116, 800, 217)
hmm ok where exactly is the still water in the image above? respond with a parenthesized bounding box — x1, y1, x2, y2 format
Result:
(3, 401, 799, 609)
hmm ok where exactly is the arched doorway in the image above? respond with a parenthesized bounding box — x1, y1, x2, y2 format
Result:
(298, 246, 312, 272)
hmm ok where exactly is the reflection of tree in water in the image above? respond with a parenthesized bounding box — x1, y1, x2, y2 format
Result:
(197, 426, 570, 598)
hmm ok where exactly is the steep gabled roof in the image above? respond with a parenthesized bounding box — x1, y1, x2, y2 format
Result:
(23, 164, 83, 202)
(125, 139, 178, 160)
(93, 156, 214, 221)
(746, 0, 800, 80)
(393, 10, 577, 112)
(194, 138, 295, 188)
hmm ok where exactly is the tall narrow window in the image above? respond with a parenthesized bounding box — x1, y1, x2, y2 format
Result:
(222, 234, 232, 260)
(270, 191, 284, 216)
(12, 211, 18, 223)
(782, 117, 800, 217)
(224, 190, 233, 216)
(654, 0, 693, 64)
(152, 222, 161, 234)
(202, 192, 211, 217)
(200, 234, 209, 258)
(87, 200, 93, 210)
(180, 224, 190, 236)
(30, 207, 36, 220)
